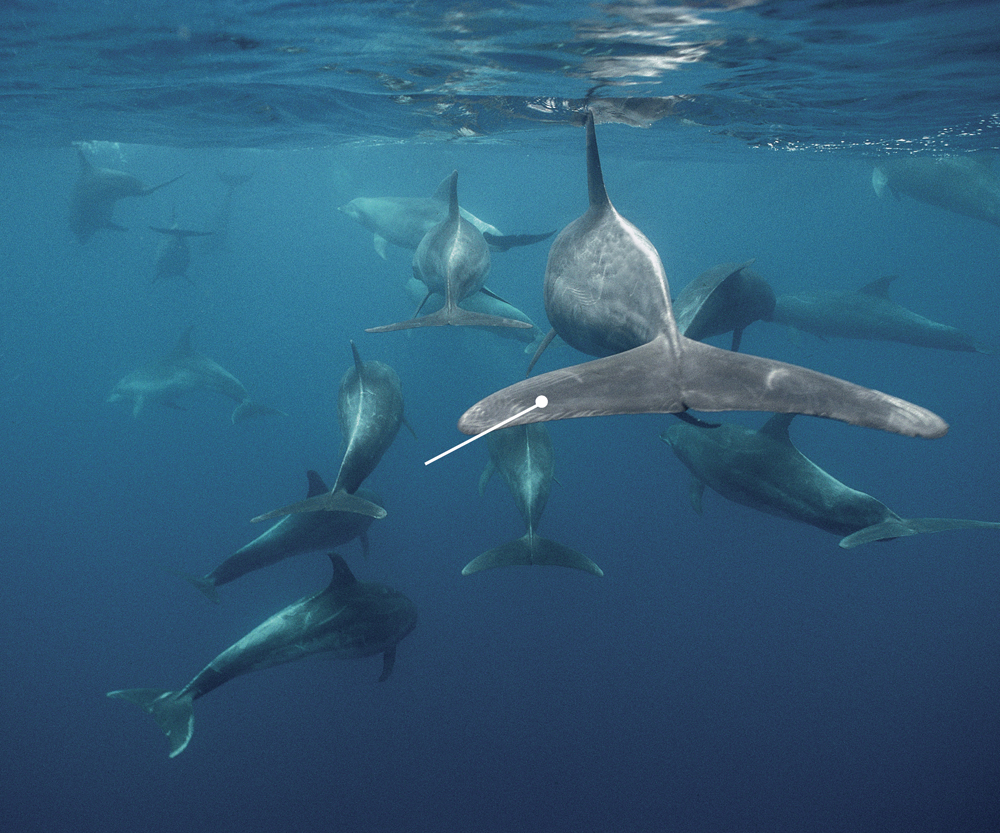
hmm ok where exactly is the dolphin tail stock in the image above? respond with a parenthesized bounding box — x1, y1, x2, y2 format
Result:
(461, 533, 604, 576)
(231, 400, 287, 425)
(366, 303, 535, 333)
(107, 688, 195, 758)
(839, 517, 1000, 549)
(163, 567, 220, 603)
(482, 230, 557, 251)
(251, 487, 387, 524)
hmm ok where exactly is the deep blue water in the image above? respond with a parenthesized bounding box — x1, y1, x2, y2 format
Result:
(3, 3, 1000, 832)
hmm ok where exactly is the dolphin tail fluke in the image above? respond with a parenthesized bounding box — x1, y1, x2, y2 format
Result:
(251, 488, 387, 524)
(366, 305, 534, 333)
(482, 230, 557, 251)
(462, 534, 604, 576)
(231, 400, 287, 425)
(174, 571, 220, 604)
(839, 517, 1000, 549)
(107, 688, 195, 758)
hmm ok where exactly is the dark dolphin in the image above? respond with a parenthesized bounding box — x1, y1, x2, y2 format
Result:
(458, 112, 947, 440)
(108, 553, 418, 757)
(150, 216, 213, 283)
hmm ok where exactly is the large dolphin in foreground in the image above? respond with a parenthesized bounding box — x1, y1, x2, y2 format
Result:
(69, 148, 185, 243)
(662, 413, 1000, 548)
(768, 275, 990, 353)
(872, 155, 1000, 228)
(463, 423, 603, 576)
(107, 326, 286, 425)
(108, 553, 418, 758)
(458, 112, 947, 440)
(181, 472, 381, 603)
(150, 216, 213, 283)
(252, 343, 406, 522)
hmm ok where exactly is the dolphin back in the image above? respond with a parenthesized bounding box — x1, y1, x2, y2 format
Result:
(839, 517, 1000, 548)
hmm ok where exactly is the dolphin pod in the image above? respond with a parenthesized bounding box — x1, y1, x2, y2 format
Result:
(458, 112, 947, 440)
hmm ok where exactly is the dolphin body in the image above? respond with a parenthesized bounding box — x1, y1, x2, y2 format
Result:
(107, 327, 285, 425)
(150, 219, 213, 283)
(872, 155, 1000, 228)
(768, 275, 990, 354)
(252, 343, 406, 523)
(458, 112, 947, 440)
(662, 413, 1000, 548)
(182, 472, 381, 603)
(463, 424, 603, 576)
(108, 553, 418, 758)
(69, 148, 185, 243)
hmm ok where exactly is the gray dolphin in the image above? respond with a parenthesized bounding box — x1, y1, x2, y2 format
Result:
(662, 413, 1000, 548)
(252, 343, 406, 522)
(181, 472, 381, 603)
(108, 553, 417, 757)
(463, 424, 603, 576)
(872, 155, 1000, 228)
(150, 217, 213, 283)
(769, 275, 990, 353)
(108, 326, 285, 425)
(458, 112, 947, 440)
(69, 148, 185, 244)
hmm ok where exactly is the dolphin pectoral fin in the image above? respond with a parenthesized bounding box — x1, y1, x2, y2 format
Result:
(402, 416, 418, 439)
(461, 534, 603, 576)
(251, 489, 387, 524)
(839, 517, 1000, 549)
(231, 400, 287, 424)
(378, 646, 397, 682)
(107, 688, 194, 758)
(730, 327, 744, 352)
(477, 459, 497, 496)
(366, 306, 534, 333)
(413, 290, 433, 317)
(132, 396, 146, 418)
(482, 230, 557, 251)
(688, 476, 706, 515)
(373, 234, 389, 259)
(526, 328, 558, 375)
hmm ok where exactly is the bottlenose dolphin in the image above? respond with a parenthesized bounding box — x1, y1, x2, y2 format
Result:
(463, 424, 603, 576)
(69, 148, 185, 243)
(458, 112, 947, 440)
(150, 217, 213, 283)
(768, 275, 990, 353)
(252, 343, 406, 522)
(366, 172, 534, 333)
(108, 553, 417, 757)
(181, 472, 381, 603)
(872, 155, 1000, 228)
(107, 326, 285, 424)
(339, 174, 554, 258)
(662, 413, 1000, 548)
(672, 261, 776, 351)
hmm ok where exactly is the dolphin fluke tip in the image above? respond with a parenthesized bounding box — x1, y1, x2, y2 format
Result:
(462, 535, 603, 576)
(107, 688, 194, 758)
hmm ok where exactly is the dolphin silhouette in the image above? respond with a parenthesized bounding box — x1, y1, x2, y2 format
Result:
(150, 215, 213, 283)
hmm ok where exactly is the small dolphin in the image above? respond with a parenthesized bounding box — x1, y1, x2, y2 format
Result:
(108, 327, 285, 424)
(69, 148, 185, 243)
(662, 414, 1000, 548)
(150, 216, 213, 283)
(108, 553, 418, 758)
(769, 275, 990, 353)
(181, 472, 381, 603)
(252, 343, 406, 522)
(458, 112, 947, 441)
(672, 261, 776, 351)
(872, 155, 1000, 228)
(463, 423, 603, 576)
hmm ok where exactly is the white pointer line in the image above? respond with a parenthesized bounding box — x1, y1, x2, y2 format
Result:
(424, 395, 549, 466)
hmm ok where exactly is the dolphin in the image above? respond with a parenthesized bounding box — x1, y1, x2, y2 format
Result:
(768, 275, 990, 354)
(339, 174, 554, 259)
(181, 472, 381, 603)
(463, 423, 603, 576)
(107, 326, 286, 424)
(150, 216, 213, 283)
(252, 343, 406, 523)
(69, 148, 185, 243)
(672, 261, 776, 351)
(458, 112, 947, 441)
(108, 553, 418, 758)
(872, 155, 1000, 228)
(661, 413, 1000, 548)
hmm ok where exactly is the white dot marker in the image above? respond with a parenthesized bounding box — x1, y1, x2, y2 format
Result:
(424, 395, 549, 466)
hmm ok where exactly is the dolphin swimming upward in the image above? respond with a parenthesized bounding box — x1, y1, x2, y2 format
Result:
(458, 112, 947, 440)
(109, 553, 418, 757)
(662, 413, 1000, 548)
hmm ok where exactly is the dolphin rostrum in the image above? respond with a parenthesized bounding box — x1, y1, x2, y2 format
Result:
(662, 413, 1000, 548)
(181, 472, 382, 603)
(463, 424, 603, 576)
(768, 275, 990, 354)
(458, 112, 947, 440)
(107, 326, 285, 425)
(150, 216, 213, 283)
(108, 553, 418, 757)
(70, 148, 185, 244)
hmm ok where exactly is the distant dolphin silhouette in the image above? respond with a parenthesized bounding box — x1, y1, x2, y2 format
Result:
(458, 112, 947, 440)
(662, 413, 1000, 548)
(70, 148, 185, 243)
(150, 215, 213, 283)
(108, 553, 417, 757)
(107, 326, 285, 424)
(769, 275, 990, 353)
(463, 423, 603, 576)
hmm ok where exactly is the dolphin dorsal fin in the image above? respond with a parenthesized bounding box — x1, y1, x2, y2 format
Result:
(432, 174, 452, 203)
(859, 275, 898, 299)
(327, 553, 358, 589)
(306, 470, 329, 498)
(76, 147, 93, 173)
(349, 340, 363, 372)
(759, 412, 796, 442)
(584, 111, 611, 210)
(445, 170, 459, 222)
